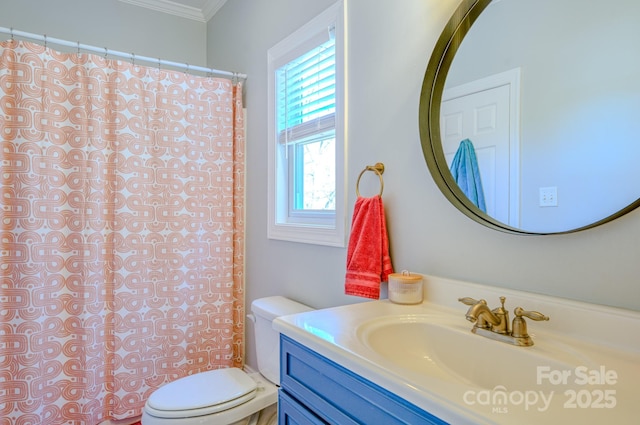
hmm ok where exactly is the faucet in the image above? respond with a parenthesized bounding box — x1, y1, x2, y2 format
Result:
(458, 296, 549, 346)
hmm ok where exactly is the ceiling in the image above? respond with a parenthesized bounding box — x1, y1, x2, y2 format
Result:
(118, 0, 228, 22)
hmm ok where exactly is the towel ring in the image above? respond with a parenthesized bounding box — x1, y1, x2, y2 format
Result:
(356, 162, 385, 197)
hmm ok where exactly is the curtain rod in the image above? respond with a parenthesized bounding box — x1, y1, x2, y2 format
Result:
(0, 26, 247, 80)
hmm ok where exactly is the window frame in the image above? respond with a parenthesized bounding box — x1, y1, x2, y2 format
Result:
(267, 1, 346, 247)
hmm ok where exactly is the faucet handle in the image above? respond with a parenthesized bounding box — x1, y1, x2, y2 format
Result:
(458, 297, 485, 306)
(512, 307, 549, 341)
(514, 307, 549, 322)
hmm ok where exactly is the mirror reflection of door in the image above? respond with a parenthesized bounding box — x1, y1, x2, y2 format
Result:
(441, 69, 520, 227)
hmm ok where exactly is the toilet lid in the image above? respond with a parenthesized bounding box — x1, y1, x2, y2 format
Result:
(147, 368, 257, 414)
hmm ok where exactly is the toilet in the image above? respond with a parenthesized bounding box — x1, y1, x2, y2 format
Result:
(141, 296, 313, 425)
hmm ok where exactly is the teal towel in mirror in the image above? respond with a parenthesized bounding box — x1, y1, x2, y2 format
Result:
(450, 139, 486, 212)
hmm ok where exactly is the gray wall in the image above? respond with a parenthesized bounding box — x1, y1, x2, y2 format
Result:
(0, 0, 206, 66)
(207, 0, 640, 369)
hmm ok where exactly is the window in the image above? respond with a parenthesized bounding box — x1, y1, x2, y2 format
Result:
(267, 2, 345, 246)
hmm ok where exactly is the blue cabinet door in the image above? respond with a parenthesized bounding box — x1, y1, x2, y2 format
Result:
(280, 335, 448, 425)
(279, 390, 327, 425)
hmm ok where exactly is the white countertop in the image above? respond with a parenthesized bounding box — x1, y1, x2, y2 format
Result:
(274, 275, 640, 425)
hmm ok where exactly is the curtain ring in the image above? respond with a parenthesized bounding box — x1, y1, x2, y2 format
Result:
(10, 27, 14, 40)
(131, 53, 135, 66)
(104, 47, 108, 58)
(77, 41, 81, 55)
(355, 163, 385, 197)
(43, 34, 47, 48)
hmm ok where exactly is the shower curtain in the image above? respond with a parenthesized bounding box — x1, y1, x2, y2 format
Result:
(0, 40, 245, 424)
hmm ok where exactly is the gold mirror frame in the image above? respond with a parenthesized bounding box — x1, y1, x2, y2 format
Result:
(419, 0, 640, 235)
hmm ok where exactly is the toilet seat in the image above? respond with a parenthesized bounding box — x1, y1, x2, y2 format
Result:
(145, 368, 258, 419)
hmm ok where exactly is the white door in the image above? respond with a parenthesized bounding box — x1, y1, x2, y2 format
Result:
(441, 71, 520, 226)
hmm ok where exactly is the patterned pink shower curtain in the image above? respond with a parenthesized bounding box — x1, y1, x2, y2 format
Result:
(0, 40, 245, 424)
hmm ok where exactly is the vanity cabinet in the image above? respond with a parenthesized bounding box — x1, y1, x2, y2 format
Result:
(278, 335, 447, 425)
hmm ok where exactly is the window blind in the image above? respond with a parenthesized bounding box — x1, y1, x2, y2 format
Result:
(277, 36, 336, 145)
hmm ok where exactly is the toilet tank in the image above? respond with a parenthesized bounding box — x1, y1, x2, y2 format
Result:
(251, 296, 313, 385)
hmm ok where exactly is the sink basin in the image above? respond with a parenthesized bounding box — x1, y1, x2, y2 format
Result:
(357, 314, 592, 391)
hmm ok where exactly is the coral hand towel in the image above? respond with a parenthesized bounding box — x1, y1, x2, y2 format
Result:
(345, 195, 393, 299)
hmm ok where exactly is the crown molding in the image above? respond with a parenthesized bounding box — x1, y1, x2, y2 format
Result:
(202, 0, 228, 22)
(119, 0, 227, 23)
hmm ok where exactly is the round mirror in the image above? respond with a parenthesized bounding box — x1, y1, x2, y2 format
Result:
(419, 0, 640, 234)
